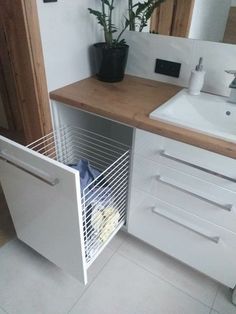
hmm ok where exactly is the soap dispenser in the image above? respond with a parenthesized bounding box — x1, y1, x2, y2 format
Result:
(188, 57, 205, 96)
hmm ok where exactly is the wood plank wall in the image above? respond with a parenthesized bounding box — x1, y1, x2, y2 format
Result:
(0, 0, 52, 144)
(223, 7, 236, 45)
(150, 0, 195, 38)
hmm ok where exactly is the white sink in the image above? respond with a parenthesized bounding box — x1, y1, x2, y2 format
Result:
(150, 89, 236, 143)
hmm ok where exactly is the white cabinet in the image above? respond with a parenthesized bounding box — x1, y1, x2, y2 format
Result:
(2, 99, 236, 292)
(0, 102, 133, 285)
(128, 129, 236, 288)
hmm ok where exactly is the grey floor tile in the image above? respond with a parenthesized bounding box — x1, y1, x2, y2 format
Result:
(69, 253, 211, 314)
(0, 306, 8, 314)
(213, 285, 236, 314)
(0, 239, 113, 314)
(118, 235, 219, 307)
(106, 230, 128, 252)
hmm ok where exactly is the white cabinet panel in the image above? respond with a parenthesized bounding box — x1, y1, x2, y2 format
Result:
(0, 136, 87, 283)
(131, 154, 236, 233)
(134, 129, 236, 183)
(129, 128, 236, 288)
(128, 189, 236, 288)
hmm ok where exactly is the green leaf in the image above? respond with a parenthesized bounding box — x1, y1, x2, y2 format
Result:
(88, 8, 107, 28)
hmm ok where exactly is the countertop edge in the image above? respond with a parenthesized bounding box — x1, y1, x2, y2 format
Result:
(50, 76, 236, 159)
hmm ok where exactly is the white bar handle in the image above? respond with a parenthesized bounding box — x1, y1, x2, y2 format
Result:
(151, 207, 220, 244)
(156, 175, 233, 212)
(0, 150, 59, 187)
(160, 150, 236, 184)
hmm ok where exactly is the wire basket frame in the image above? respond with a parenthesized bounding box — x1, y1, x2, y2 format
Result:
(27, 125, 130, 265)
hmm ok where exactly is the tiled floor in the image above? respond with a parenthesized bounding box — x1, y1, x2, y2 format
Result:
(0, 231, 235, 314)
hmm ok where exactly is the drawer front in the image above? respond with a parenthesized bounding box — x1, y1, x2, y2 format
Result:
(134, 129, 236, 186)
(128, 189, 236, 287)
(132, 154, 236, 233)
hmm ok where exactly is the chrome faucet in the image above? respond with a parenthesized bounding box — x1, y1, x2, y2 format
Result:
(225, 70, 236, 104)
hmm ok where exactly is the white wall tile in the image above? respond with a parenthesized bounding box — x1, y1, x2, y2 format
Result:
(124, 31, 195, 88)
(193, 41, 236, 96)
(124, 31, 236, 97)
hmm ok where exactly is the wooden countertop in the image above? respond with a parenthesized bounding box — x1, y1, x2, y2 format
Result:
(50, 75, 236, 159)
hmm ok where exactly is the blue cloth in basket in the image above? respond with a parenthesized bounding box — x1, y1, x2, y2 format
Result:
(69, 159, 111, 205)
(70, 159, 101, 193)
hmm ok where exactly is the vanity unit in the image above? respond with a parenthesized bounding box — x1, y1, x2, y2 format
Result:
(130, 129, 236, 289)
(0, 75, 236, 301)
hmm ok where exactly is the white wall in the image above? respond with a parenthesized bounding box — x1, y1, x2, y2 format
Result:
(189, 0, 231, 42)
(36, 0, 236, 98)
(124, 31, 236, 97)
(232, 0, 236, 6)
(36, 0, 102, 91)
(0, 93, 8, 129)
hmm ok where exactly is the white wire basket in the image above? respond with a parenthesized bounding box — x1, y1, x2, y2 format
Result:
(27, 125, 130, 265)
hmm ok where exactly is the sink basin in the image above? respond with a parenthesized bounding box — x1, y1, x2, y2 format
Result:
(150, 89, 236, 143)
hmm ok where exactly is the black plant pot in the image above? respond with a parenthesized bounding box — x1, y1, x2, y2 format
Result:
(94, 43, 129, 82)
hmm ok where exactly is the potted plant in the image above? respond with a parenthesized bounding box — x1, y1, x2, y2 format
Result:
(88, 0, 165, 82)
(128, 0, 165, 32)
(88, 0, 130, 82)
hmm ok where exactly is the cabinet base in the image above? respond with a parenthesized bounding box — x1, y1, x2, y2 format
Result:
(232, 286, 236, 305)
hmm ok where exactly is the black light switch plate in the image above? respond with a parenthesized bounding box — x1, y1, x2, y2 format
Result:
(155, 59, 181, 78)
(43, 0, 57, 2)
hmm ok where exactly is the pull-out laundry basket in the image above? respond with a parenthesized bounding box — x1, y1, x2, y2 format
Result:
(0, 125, 130, 284)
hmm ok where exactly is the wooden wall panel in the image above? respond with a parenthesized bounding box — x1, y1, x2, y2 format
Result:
(150, 6, 160, 33)
(171, 0, 195, 37)
(223, 7, 236, 44)
(0, 0, 52, 144)
(22, 0, 52, 138)
(150, 0, 195, 37)
(0, 20, 24, 131)
(158, 0, 175, 35)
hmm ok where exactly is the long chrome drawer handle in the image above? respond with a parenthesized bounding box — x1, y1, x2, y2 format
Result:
(160, 150, 236, 183)
(0, 151, 59, 187)
(151, 207, 220, 244)
(156, 175, 233, 212)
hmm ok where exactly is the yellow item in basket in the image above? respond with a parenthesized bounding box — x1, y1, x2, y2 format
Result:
(91, 206, 120, 243)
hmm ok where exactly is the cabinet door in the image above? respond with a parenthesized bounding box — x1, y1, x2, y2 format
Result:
(0, 136, 87, 284)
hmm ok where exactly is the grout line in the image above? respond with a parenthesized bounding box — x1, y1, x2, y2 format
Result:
(110, 232, 128, 252)
(117, 250, 213, 310)
(209, 309, 220, 314)
(67, 234, 127, 314)
(210, 285, 220, 311)
(67, 250, 117, 313)
(0, 305, 9, 314)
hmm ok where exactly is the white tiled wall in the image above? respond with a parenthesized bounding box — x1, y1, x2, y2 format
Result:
(124, 31, 236, 97)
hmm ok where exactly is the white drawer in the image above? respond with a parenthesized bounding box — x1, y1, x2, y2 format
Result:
(134, 129, 236, 186)
(132, 154, 236, 233)
(128, 189, 236, 288)
(0, 126, 130, 284)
